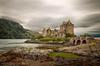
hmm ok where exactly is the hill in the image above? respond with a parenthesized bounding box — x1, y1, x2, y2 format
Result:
(0, 18, 29, 39)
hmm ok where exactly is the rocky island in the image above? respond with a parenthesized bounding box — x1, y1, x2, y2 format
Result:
(25, 20, 75, 44)
(0, 41, 100, 66)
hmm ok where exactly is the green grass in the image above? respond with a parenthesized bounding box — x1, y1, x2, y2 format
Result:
(48, 52, 80, 59)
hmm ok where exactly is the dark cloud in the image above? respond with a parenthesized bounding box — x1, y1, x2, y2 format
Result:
(75, 0, 100, 11)
(75, 13, 100, 34)
(77, 13, 100, 27)
(0, 16, 23, 23)
(89, 31, 100, 34)
(0, 0, 42, 9)
(0, 0, 100, 34)
(0, 0, 62, 14)
(0, 0, 44, 14)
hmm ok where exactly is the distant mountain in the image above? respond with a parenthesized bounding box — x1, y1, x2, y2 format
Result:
(0, 18, 30, 39)
(91, 34, 100, 37)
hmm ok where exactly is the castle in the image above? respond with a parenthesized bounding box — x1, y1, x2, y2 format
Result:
(41, 19, 74, 38)
(41, 19, 91, 45)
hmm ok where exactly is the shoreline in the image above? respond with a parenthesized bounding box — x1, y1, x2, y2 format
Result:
(0, 39, 100, 66)
(0, 47, 100, 66)
(25, 39, 65, 45)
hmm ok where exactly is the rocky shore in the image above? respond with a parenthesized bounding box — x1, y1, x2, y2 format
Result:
(59, 43, 100, 57)
(0, 47, 54, 66)
(0, 46, 100, 66)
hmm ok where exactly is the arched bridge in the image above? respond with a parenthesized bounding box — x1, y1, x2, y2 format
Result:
(71, 37, 88, 45)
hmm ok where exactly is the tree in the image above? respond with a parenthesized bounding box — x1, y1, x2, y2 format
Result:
(80, 33, 91, 37)
(65, 33, 75, 38)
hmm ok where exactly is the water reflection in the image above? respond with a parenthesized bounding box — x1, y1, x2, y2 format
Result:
(0, 39, 60, 51)
(0, 39, 42, 51)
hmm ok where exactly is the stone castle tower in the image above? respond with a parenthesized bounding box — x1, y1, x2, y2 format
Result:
(42, 19, 74, 37)
(60, 20, 74, 34)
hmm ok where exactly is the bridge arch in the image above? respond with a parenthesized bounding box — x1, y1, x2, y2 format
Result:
(72, 38, 88, 45)
(82, 40, 87, 44)
(76, 40, 81, 45)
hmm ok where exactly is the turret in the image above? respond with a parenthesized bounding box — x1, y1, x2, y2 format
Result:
(65, 20, 74, 35)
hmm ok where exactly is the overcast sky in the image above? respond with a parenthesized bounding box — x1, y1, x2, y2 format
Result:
(0, 0, 100, 35)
